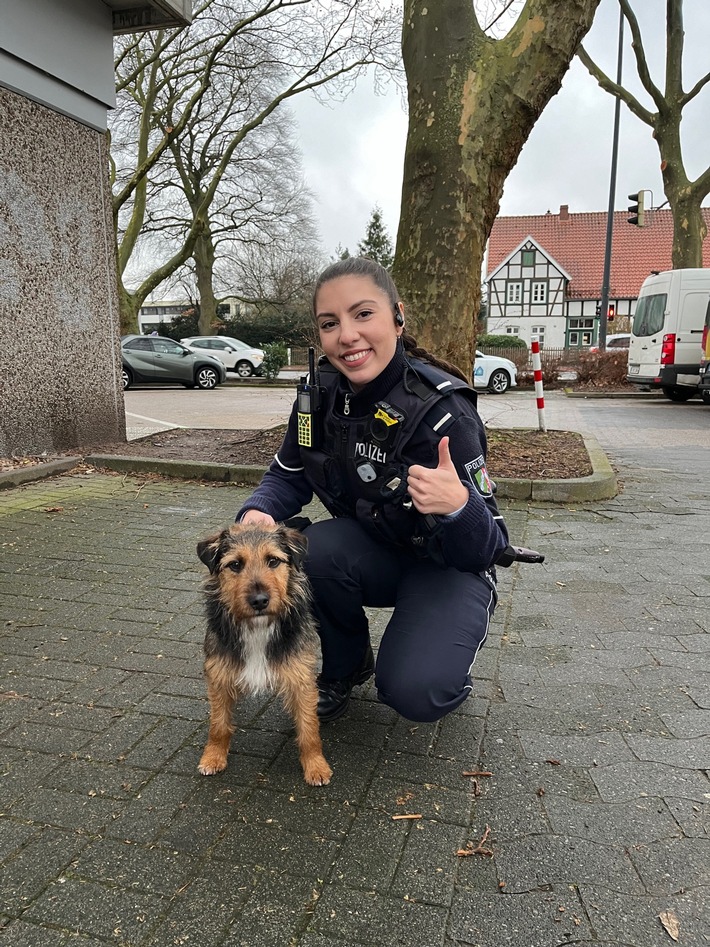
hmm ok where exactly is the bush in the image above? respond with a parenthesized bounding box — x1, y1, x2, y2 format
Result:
(573, 350, 629, 387)
(261, 341, 289, 380)
(219, 311, 314, 348)
(157, 311, 199, 341)
(479, 334, 528, 349)
(518, 354, 565, 390)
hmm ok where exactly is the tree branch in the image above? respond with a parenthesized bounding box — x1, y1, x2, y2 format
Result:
(619, 0, 665, 111)
(665, 0, 684, 103)
(577, 43, 656, 127)
(680, 68, 710, 107)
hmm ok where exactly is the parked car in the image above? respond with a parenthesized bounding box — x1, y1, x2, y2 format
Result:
(588, 333, 631, 353)
(180, 336, 264, 377)
(121, 335, 226, 390)
(473, 350, 518, 394)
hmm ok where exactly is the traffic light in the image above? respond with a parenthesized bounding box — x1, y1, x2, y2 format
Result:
(607, 304, 615, 322)
(628, 191, 645, 226)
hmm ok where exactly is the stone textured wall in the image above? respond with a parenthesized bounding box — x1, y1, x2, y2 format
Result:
(0, 86, 126, 456)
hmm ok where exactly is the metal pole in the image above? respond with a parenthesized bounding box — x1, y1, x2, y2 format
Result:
(598, 4, 624, 352)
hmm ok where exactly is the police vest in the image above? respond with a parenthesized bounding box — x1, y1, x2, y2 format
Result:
(299, 357, 479, 554)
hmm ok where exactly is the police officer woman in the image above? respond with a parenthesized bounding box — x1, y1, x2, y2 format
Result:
(237, 257, 509, 723)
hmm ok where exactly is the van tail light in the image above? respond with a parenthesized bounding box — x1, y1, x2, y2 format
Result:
(660, 334, 676, 365)
(703, 324, 708, 354)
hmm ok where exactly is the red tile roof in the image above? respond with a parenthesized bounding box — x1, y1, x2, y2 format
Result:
(486, 206, 710, 299)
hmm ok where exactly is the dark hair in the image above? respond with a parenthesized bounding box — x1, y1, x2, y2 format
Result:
(312, 256, 469, 383)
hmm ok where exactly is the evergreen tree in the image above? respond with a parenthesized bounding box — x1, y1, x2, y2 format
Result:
(357, 206, 394, 269)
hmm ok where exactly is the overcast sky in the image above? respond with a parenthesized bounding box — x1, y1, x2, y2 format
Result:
(290, 0, 710, 257)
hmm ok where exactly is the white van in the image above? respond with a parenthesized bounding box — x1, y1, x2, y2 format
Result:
(627, 268, 710, 401)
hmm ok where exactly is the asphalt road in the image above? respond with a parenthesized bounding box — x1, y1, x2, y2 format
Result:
(124, 385, 710, 476)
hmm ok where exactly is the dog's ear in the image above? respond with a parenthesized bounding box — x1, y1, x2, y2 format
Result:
(197, 529, 230, 574)
(279, 526, 308, 570)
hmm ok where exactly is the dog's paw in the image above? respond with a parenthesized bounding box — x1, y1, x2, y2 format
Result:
(198, 751, 228, 776)
(303, 757, 333, 786)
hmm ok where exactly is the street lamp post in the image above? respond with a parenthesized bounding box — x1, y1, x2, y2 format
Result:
(598, 5, 625, 352)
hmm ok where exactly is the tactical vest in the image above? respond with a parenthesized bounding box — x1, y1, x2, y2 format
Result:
(299, 357, 481, 555)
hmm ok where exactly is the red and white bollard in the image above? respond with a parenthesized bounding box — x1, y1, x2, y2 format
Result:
(531, 338, 547, 433)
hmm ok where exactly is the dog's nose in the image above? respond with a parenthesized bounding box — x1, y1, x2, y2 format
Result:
(249, 591, 270, 612)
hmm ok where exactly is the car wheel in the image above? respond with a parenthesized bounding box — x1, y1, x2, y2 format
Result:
(236, 360, 254, 377)
(195, 367, 219, 390)
(488, 369, 510, 394)
(121, 367, 132, 391)
(701, 389, 710, 405)
(661, 385, 694, 402)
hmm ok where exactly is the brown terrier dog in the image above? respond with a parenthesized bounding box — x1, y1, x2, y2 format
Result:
(196, 522, 332, 786)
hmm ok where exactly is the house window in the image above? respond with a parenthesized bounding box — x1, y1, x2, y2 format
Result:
(522, 250, 535, 267)
(507, 282, 522, 304)
(531, 281, 547, 304)
(567, 317, 595, 348)
(506, 326, 520, 335)
(531, 326, 545, 347)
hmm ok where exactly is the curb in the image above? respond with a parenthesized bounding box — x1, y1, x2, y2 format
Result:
(85, 432, 617, 503)
(493, 433, 617, 502)
(84, 455, 265, 486)
(1, 439, 617, 504)
(0, 457, 83, 490)
(562, 387, 662, 399)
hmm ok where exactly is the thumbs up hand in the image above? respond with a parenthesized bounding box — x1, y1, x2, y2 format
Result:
(407, 437, 470, 516)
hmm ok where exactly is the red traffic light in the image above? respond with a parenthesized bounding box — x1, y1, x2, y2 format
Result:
(607, 304, 615, 321)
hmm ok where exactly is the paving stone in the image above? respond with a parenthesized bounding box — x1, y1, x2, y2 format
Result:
(11, 785, 126, 834)
(628, 837, 710, 894)
(0, 827, 88, 914)
(472, 791, 550, 840)
(591, 761, 710, 803)
(23, 876, 163, 943)
(213, 818, 339, 877)
(222, 872, 319, 947)
(494, 834, 645, 894)
(448, 887, 592, 946)
(389, 819, 465, 906)
(664, 797, 709, 838)
(625, 733, 710, 768)
(361, 776, 474, 827)
(543, 796, 681, 845)
(518, 729, 633, 766)
(329, 808, 408, 890)
(308, 885, 448, 946)
(0, 922, 103, 946)
(578, 885, 710, 947)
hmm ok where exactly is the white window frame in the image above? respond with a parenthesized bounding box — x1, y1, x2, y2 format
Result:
(506, 281, 522, 304)
(506, 326, 520, 335)
(531, 281, 547, 304)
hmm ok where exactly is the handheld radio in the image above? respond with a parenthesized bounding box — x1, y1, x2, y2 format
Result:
(297, 347, 326, 448)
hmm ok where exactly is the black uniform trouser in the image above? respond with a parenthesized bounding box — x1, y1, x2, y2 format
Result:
(303, 518, 497, 723)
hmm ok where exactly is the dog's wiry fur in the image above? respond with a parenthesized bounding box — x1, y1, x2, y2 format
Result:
(196, 522, 331, 786)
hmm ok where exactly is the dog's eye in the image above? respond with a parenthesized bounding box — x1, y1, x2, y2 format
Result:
(227, 559, 244, 573)
(267, 557, 283, 569)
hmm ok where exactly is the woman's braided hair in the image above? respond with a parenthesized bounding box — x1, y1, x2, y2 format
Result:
(312, 257, 469, 383)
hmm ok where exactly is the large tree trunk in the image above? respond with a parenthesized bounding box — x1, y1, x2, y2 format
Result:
(658, 122, 708, 268)
(193, 226, 218, 335)
(393, 0, 602, 373)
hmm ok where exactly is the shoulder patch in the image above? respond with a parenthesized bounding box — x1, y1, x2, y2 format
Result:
(464, 454, 493, 496)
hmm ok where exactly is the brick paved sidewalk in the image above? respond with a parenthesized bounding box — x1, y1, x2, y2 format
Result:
(0, 466, 708, 946)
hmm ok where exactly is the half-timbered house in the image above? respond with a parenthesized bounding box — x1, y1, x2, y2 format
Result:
(485, 204, 710, 348)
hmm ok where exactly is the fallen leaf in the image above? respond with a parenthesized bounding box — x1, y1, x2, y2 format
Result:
(545, 759, 561, 766)
(658, 909, 680, 942)
(44, 506, 64, 513)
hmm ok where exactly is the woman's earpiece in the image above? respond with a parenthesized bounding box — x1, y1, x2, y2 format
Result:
(394, 305, 404, 327)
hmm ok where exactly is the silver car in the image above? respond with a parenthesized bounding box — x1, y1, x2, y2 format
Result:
(121, 335, 226, 390)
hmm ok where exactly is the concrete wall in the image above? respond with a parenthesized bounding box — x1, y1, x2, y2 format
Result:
(0, 86, 126, 455)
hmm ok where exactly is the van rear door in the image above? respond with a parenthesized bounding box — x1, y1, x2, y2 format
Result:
(628, 290, 667, 379)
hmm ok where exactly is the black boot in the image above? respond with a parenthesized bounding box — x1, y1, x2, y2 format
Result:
(317, 644, 375, 722)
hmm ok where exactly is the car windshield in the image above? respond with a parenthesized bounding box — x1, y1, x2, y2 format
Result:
(632, 293, 667, 337)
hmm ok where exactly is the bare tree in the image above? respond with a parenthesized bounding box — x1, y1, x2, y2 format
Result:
(578, 0, 710, 268)
(392, 0, 601, 371)
(111, 0, 399, 333)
